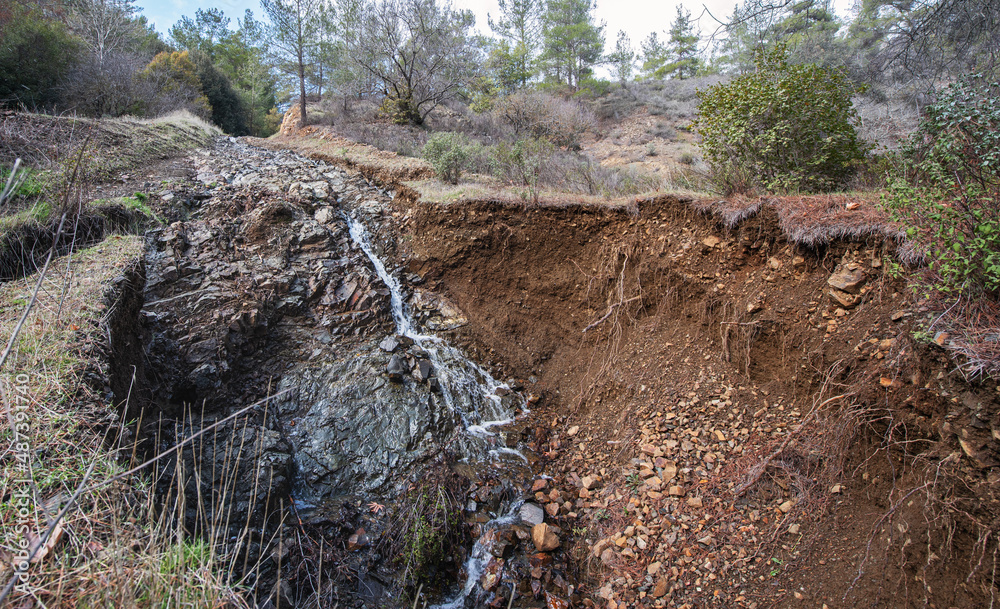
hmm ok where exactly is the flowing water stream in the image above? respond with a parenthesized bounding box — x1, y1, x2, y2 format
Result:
(344, 211, 532, 607)
(344, 212, 527, 459)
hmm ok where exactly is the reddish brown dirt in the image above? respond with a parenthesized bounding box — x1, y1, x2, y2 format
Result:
(389, 195, 1000, 609)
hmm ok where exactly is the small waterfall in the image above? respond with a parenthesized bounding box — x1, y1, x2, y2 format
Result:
(343, 212, 525, 455)
(430, 501, 524, 609)
(345, 212, 534, 607)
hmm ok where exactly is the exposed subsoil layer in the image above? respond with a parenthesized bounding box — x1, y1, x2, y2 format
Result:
(388, 194, 1000, 608)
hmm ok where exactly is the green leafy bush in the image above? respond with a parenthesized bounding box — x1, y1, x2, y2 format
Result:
(694, 46, 867, 194)
(489, 137, 555, 202)
(884, 75, 1000, 298)
(0, 6, 81, 110)
(422, 132, 471, 185)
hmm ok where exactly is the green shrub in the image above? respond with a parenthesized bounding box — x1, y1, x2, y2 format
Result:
(422, 132, 471, 185)
(0, 6, 81, 110)
(694, 46, 868, 194)
(884, 75, 1000, 298)
(489, 137, 555, 202)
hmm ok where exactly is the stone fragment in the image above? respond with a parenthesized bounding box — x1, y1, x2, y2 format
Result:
(829, 288, 860, 308)
(314, 207, 335, 224)
(581, 475, 599, 490)
(532, 523, 560, 552)
(379, 335, 400, 352)
(651, 579, 668, 598)
(413, 359, 433, 382)
(480, 557, 504, 591)
(386, 354, 406, 381)
(660, 461, 678, 481)
(545, 593, 570, 609)
(828, 267, 866, 294)
(778, 500, 796, 513)
(668, 485, 685, 497)
(529, 552, 553, 568)
(567, 425, 580, 436)
(545, 502, 560, 517)
(687, 496, 703, 508)
(703, 236, 721, 248)
(347, 528, 369, 551)
(531, 478, 549, 492)
(598, 584, 614, 600)
(520, 503, 545, 526)
(788, 524, 801, 534)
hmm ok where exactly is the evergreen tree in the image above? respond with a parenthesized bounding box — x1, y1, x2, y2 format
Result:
(332, 0, 378, 102)
(488, 0, 543, 87)
(539, 0, 604, 89)
(262, 0, 323, 125)
(773, 0, 843, 68)
(607, 30, 635, 85)
(226, 10, 279, 135)
(639, 32, 668, 79)
(662, 5, 701, 79)
(190, 49, 248, 134)
(715, 0, 844, 73)
(307, 2, 339, 99)
(169, 8, 230, 60)
(0, 4, 81, 109)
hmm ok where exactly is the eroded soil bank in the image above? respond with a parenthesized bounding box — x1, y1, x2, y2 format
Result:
(385, 193, 999, 608)
(90, 132, 1000, 608)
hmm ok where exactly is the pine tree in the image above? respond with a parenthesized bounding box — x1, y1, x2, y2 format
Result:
(539, 0, 605, 90)
(607, 30, 635, 85)
(261, 0, 323, 125)
(662, 5, 701, 79)
(640, 31, 668, 79)
(488, 0, 543, 87)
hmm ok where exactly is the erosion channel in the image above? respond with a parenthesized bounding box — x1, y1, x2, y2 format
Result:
(137, 138, 545, 608)
(117, 132, 1000, 609)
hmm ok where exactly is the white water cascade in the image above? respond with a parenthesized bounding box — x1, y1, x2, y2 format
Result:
(343, 212, 528, 463)
(431, 502, 524, 609)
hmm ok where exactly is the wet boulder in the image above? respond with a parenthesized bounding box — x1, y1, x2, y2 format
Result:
(275, 346, 462, 502)
(386, 354, 407, 381)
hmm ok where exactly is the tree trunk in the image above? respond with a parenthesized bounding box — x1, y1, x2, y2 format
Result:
(299, 50, 307, 126)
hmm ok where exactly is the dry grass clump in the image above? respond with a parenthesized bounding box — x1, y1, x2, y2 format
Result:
(771, 193, 899, 246)
(0, 111, 219, 181)
(0, 236, 246, 608)
(686, 193, 902, 247)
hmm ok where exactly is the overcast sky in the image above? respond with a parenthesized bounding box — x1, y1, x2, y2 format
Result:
(136, 0, 856, 58)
